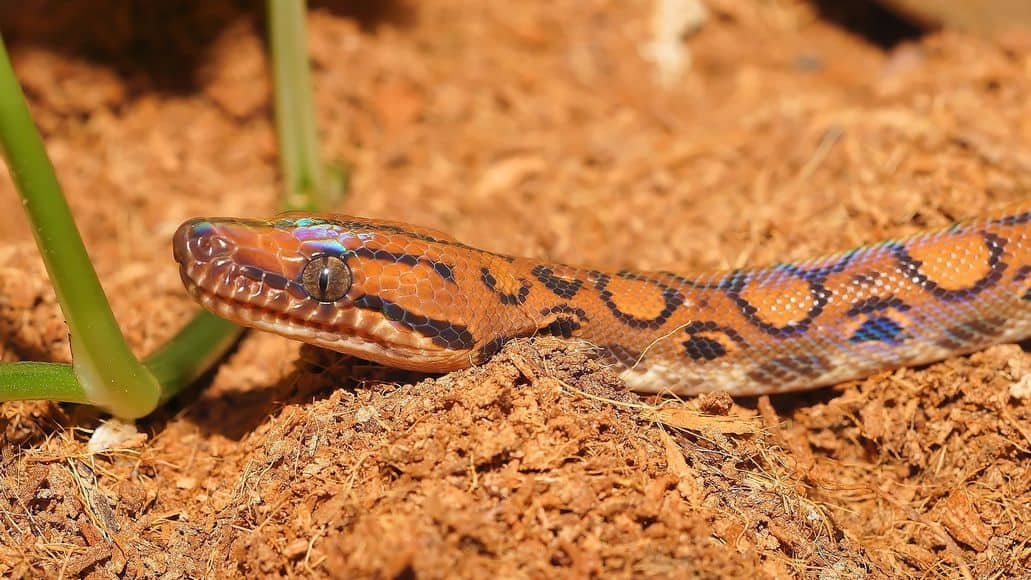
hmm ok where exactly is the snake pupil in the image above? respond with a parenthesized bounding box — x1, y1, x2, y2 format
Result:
(318, 263, 331, 295)
(301, 255, 351, 302)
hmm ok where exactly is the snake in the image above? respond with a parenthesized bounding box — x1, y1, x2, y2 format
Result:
(172, 201, 1031, 396)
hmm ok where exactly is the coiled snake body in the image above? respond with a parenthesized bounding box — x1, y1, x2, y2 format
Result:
(174, 202, 1031, 395)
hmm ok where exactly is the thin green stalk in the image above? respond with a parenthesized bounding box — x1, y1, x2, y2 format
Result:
(0, 34, 160, 418)
(0, 2, 339, 415)
(269, 0, 327, 211)
(146, 312, 242, 404)
(0, 362, 87, 403)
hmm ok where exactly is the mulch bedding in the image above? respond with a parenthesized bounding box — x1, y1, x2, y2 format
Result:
(1, 1, 1030, 577)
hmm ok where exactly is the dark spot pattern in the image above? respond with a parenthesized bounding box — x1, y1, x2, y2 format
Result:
(846, 295, 911, 317)
(353, 295, 475, 350)
(849, 316, 905, 345)
(679, 321, 748, 362)
(538, 305, 589, 338)
(481, 267, 530, 305)
(682, 337, 726, 361)
(531, 265, 584, 299)
(682, 321, 748, 346)
(541, 305, 589, 317)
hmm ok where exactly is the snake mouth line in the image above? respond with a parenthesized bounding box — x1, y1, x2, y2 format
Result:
(178, 265, 460, 370)
(181, 273, 387, 346)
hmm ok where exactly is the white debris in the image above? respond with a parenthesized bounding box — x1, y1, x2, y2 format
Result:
(88, 419, 147, 453)
(1010, 372, 1031, 400)
(640, 0, 708, 87)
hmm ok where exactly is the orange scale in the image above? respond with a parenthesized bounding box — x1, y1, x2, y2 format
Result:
(376, 275, 400, 291)
(372, 261, 412, 281)
(415, 280, 446, 300)
(371, 238, 406, 253)
(418, 283, 441, 299)
(357, 258, 389, 278)
(360, 275, 382, 295)
(396, 270, 420, 288)
(604, 277, 669, 320)
(395, 282, 421, 299)
(485, 266, 527, 297)
(908, 233, 992, 291)
(737, 277, 815, 328)
(258, 231, 297, 256)
(235, 247, 285, 273)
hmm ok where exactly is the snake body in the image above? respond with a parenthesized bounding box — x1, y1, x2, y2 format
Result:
(173, 202, 1031, 395)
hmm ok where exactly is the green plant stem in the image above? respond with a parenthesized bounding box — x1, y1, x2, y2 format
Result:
(146, 312, 242, 404)
(0, 2, 339, 414)
(269, 0, 328, 212)
(0, 363, 88, 403)
(0, 34, 161, 418)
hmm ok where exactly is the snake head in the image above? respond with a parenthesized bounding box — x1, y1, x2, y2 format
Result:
(173, 214, 478, 372)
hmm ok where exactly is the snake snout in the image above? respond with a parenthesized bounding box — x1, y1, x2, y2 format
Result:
(173, 219, 234, 265)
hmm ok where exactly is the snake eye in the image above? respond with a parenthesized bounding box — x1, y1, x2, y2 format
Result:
(300, 255, 352, 302)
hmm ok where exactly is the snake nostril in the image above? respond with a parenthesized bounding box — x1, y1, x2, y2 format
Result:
(173, 219, 233, 264)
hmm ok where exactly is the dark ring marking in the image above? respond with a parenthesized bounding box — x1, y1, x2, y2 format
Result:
(531, 265, 584, 299)
(890, 232, 1007, 302)
(592, 272, 684, 330)
(659, 252, 859, 338)
(718, 269, 832, 338)
(656, 249, 861, 291)
(481, 267, 531, 305)
(352, 247, 455, 283)
(353, 295, 475, 350)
